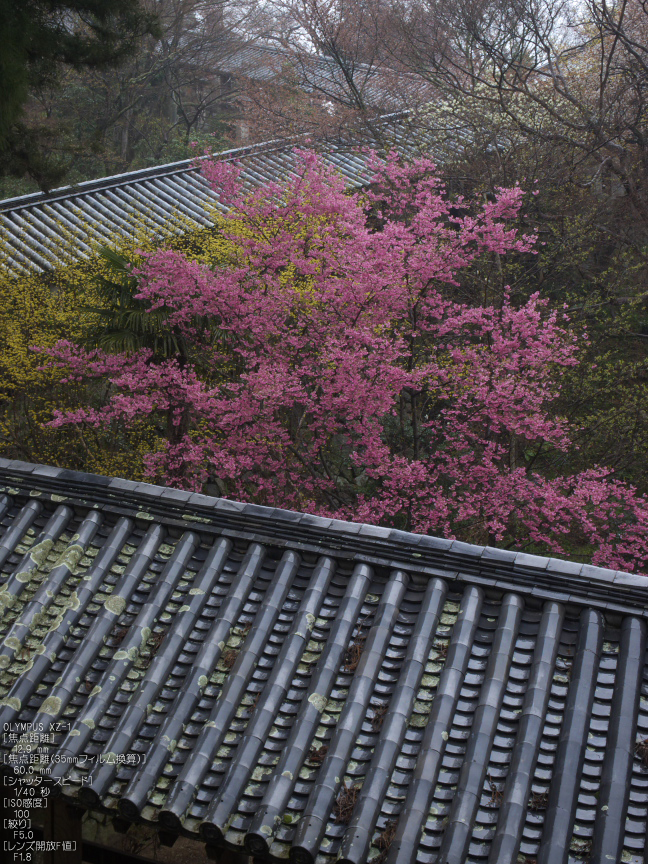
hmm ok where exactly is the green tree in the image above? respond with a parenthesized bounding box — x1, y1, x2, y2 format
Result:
(84, 246, 193, 364)
(0, 0, 158, 188)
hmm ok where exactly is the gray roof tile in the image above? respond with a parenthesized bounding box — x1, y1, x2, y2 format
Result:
(0, 113, 436, 276)
(0, 456, 646, 864)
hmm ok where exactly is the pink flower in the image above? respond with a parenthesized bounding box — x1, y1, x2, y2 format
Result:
(36, 150, 648, 573)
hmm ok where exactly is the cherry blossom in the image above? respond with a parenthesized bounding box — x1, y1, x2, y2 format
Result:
(41, 151, 648, 572)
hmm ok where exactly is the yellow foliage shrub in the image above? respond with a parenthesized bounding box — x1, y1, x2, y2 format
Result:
(0, 208, 233, 479)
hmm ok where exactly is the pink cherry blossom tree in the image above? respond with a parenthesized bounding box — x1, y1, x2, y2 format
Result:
(41, 151, 648, 572)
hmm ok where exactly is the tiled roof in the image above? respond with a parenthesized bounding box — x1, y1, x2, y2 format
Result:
(0, 457, 647, 864)
(214, 42, 375, 88)
(213, 41, 413, 109)
(0, 113, 430, 277)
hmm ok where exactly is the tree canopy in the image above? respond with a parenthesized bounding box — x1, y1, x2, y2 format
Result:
(36, 151, 648, 572)
(0, 0, 158, 187)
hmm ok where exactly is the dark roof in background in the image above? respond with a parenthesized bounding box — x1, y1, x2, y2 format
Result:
(212, 41, 419, 109)
(0, 457, 647, 864)
(214, 41, 379, 89)
(0, 113, 433, 277)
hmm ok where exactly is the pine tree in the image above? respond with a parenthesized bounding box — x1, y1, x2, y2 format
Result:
(0, 0, 158, 188)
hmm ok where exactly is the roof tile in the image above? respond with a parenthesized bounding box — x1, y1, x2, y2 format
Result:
(0, 456, 645, 864)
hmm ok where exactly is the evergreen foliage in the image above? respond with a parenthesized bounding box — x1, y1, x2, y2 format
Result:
(0, 0, 158, 187)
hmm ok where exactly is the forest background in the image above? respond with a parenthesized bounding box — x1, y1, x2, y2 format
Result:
(1, 0, 648, 570)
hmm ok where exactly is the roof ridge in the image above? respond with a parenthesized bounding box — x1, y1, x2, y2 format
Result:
(0, 456, 644, 618)
(0, 139, 295, 214)
(0, 110, 412, 214)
